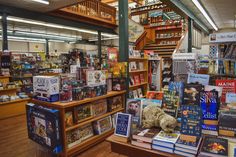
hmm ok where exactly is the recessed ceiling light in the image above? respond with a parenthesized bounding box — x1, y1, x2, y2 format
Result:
(31, 0, 49, 5)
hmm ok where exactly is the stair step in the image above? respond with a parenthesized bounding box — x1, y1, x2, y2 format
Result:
(153, 49, 175, 52)
(145, 43, 177, 47)
(154, 51, 173, 55)
(144, 46, 176, 50)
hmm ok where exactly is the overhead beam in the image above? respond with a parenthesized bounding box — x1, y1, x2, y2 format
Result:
(162, 0, 209, 34)
(0, 5, 116, 34)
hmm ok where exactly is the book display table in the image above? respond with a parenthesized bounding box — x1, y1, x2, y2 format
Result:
(106, 135, 182, 157)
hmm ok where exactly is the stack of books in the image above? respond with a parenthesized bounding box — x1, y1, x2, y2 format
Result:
(152, 130, 180, 153)
(199, 136, 228, 157)
(174, 137, 202, 157)
(131, 128, 160, 149)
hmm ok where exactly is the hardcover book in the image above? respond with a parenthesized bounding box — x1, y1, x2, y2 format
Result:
(93, 116, 112, 135)
(183, 84, 203, 106)
(153, 130, 180, 147)
(175, 137, 202, 151)
(200, 136, 228, 157)
(137, 88, 143, 98)
(168, 81, 184, 105)
(134, 75, 141, 85)
(162, 90, 179, 117)
(132, 128, 160, 143)
(216, 80, 236, 103)
(146, 91, 164, 100)
(180, 105, 202, 137)
(200, 91, 219, 121)
(26, 103, 62, 153)
(115, 113, 132, 137)
(74, 103, 93, 123)
(133, 90, 138, 99)
(139, 73, 145, 83)
(107, 96, 123, 112)
(219, 110, 236, 137)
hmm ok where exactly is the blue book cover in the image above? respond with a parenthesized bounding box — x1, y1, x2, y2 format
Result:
(169, 81, 184, 105)
(115, 113, 131, 137)
(202, 124, 218, 131)
(200, 91, 218, 121)
(26, 103, 62, 154)
(180, 105, 202, 137)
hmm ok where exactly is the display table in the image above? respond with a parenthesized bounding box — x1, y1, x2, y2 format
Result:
(106, 135, 182, 157)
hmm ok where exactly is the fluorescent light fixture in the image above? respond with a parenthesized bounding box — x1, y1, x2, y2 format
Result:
(31, 0, 49, 5)
(192, 0, 218, 31)
(7, 16, 116, 37)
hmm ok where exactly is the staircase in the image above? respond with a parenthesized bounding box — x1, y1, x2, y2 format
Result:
(143, 43, 177, 58)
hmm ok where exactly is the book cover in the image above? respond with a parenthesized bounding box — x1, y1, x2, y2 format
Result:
(146, 91, 164, 100)
(26, 103, 62, 153)
(180, 105, 202, 137)
(200, 136, 228, 157)
(129, 76, 135, 86)
(132, 128, 160, 143)
(187, 73, 210, 86)
(74, 103, 93, 123)
(176, 137, 202, 151)
(137, 88, 143, 98)
(65, 111, 74, 128)
(139, 73, 145, 83)
(169, 81, 184, 105)
(129, 91, 134, 99)
(138, 62, 144, 70)
(91, 99, 107, 117)
(126, 99, 142, 131)
(200, 91, 219, 121)
(205, 85, 223, 97)
(115, 113, 132, 137)
(226, 93, 236, 103)
(107, 96, 123, 112)
(162, 90, 179, 117)
(133, 90, 138, 99)
(130, 62, 137, 71)
(216, 80, 236, 103)
(66, 128, 80, 148)
(153, 130, 180, 144)
(183, 84, 203, 106)
(134, 75, 141, 85)
(219, 110, 236, 137)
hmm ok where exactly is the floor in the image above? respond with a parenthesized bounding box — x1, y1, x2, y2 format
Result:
(0, 114, 127, 157)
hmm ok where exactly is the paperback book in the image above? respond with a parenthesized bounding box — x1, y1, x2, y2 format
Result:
(152, 130, 180, 148)
(132, 128, 160, 143)
(115, 113, 132, 137)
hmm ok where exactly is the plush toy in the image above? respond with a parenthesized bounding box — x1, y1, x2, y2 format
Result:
(142, 105, 177, 132)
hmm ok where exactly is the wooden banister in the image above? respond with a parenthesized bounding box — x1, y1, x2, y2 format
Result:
(173, 28, 188, 54)
(135, 31, 147, 50)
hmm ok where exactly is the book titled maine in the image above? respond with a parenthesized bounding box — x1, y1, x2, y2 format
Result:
(216, 80, 236, 103)
(200, 91, 218, 121)
(180, 105, 202, 137)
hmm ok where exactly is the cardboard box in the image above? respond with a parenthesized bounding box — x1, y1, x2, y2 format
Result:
(86, 70, 107, 86)
(33, 76, 60, 102)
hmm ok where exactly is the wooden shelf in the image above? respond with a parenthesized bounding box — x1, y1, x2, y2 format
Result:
(155, 26, 182, 31)
(0, 76, 11, 78)
(156, 36, 181, 40)
(129, 82, 148, 88)
(31, 91, 126, 109)
(68, 129, 114, 156)
(0, 88, 20, 92)
(106, 135, 182, 157)
(129, 57, 148, 60)
(129, 70, 147, 73)
(0, 98, 30, 105)
(66, 108, 124, 132)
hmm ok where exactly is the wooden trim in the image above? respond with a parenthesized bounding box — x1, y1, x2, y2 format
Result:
(0, 98, 30, 105)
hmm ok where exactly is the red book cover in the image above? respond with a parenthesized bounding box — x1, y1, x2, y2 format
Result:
(146, 91, 164, 100)
(215, 80, 236, 103)
(134, 75, 141, 85)
(140, 74, 145, 83)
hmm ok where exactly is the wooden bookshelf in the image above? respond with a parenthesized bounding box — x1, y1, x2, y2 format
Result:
(30, 90, 126, 157)
(129, 82, 148, 89)
(106, 135, 182, 157)
(129, 70, 148, 73)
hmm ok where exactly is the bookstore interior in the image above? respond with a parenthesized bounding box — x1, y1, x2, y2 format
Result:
(0, 0, 236, 157)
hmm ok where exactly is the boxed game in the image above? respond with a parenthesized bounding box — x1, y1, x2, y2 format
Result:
(91, 99, 107, 117)
(86, 70, 106, 86)
(107, 95, 123, 112)
(78, 124, 94, 142)
(74, 103, 93, 123)
(26, 103, 62, 153)
(65, 111, 74, 128)
(33, 76, 60, 102)
(66, 128, 80, 148)
(112, 77, 126, 91)
(93, 116, 112, 135)
(72, 87, 84, 101)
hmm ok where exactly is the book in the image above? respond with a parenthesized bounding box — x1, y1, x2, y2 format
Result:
(91, 99, 107, 117)
(138, 62, 144, 70)
(183, 84, 203, 106)
(26, 103, 62, 153)
(86, 70, 106, 86)
(126, 99, 142, 132)
(228, 141, 236, 157)
(107, 96, 123, 112)
(199, 136, 228, 157)
(132, 128, 160, 143)
(174, 150, 195, 157)
(152, 144, 174, 153)
(115, 113, 132, 138)
(65, 111, 74, 128)
(219, 110, 236, 137)
(74, 104, 93, 123)
(129, 91, 134, 98)
(175, 137, 202, 152)
(146, 91, 164, 100)
(205, 85, 223, 97)
(152, 130, 180, 148)
(139, 74, 145, 83)
(129, 76, 135, 86)
(130, 62, 137, 71)
(168, 81, 184, 105)
(226, 93, 236, 103)
(78, 124, 94, 142)
(131, 139, 151, 149)
(134, 75, 141, 85)
(137, 88, 143, 98)
(200, 91, 219, 121)
(202, 124, 218, 136)
(187, 73, 210, 86)
(180, 105, 202, 138)
(133, 90, 138, 99)
(93, 116, 112, 135)
(216, 80, 236, 103)
(162, 90, 179, 117)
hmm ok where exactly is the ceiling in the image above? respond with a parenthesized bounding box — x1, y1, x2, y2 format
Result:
(0, 0, 78, 12)
(180, 0, 236, 30)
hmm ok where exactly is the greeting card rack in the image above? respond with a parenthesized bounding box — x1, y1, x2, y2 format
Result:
(31, 90, 126, 157)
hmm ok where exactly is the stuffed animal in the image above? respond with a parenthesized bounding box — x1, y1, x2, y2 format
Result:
(142, 105, 177, 132)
